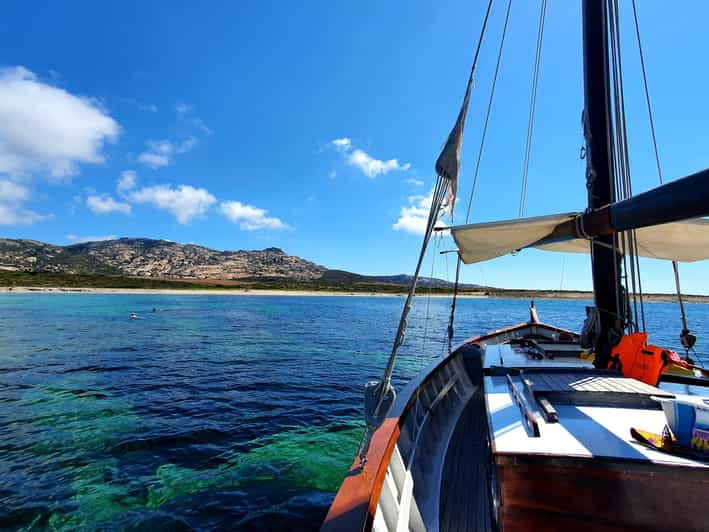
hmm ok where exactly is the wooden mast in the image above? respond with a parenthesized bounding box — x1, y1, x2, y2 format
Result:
(582, 0, 622, 365)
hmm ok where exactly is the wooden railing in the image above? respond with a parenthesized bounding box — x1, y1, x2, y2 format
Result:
(322, 349, 474, 531)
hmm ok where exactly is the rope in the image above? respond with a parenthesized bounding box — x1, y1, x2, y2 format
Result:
(448, 0, 513, 352)
(380, 176, 449, 390)
(464, 0, 513, 224)
(518, 0, 547, 218)
(631, 0, 690, 346)
(609, 0, 646, 332)
(421, 232, 439, 362)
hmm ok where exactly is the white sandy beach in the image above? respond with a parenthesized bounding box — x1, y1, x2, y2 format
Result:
(0, 286, 487, 298)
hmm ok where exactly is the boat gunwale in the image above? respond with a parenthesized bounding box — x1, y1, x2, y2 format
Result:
(321, 343, 467, 531)
(323, 319, 709, 530)
(322, 321, 576, 531)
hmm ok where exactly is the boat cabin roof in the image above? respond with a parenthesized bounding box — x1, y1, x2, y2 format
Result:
(482, 343, 709, 469)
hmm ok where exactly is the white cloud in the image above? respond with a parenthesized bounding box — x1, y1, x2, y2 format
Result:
(0, 179, 47, 225)
(138, 137, 197, 169)
(220, 201, 289, 231)
(138, 151, 170, 169)
(405, 178, 424, 186)
(176, 136, 197, 153)
(192, 118, 212, 135)
(0, 66, 119, 180)
(348, 149, 410, 178)
(328, 170, 337, 179)
(330, 137, 352, 152)
(129, 184, 216, 224)
(67, 234, 116, 243)
(116, 170, 137, 194)
(138, 140, 172, 169)
(0, 179, 29, 202)
(87, 194, 131, 215)
(393, 192, 447, 235)
(121, 98, 157, 112)
(327, 137, 411, 178)
(175, 103, 212, 134)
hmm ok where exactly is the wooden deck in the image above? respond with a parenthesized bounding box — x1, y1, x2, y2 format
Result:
(439, 387, 494, 532)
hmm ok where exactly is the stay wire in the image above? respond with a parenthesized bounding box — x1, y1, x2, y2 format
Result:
(614, 0, 646, 331)
(464, 0, 514, 225)
(606, 0, 630, 329)
(610, 0, 646, 331)
(631, 0, 688, 341)
(448, 0, 513, 352)
(518, 0, 547, 218)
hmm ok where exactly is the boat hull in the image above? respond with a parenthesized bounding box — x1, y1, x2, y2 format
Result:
(496, 453, 709, 532)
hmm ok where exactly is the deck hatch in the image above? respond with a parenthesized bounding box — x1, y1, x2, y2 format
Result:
(523, 370, 674, 409)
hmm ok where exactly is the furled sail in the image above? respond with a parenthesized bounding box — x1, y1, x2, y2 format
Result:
(435, 72, 473, 211)
(450, 214, 709, 264)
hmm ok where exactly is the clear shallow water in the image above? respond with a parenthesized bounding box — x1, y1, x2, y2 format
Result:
(0, 294, 707, 530)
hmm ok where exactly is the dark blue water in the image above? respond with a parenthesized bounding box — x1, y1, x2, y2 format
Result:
(0, 294, 706, 530)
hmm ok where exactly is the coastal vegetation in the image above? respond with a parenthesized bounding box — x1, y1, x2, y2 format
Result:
(2, 270, 707, 303)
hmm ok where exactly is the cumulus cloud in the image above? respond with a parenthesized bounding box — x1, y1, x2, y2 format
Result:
(86, 194, 131, 215)
(329, 137, 352, 152)
(0, 179, 47, 225)
(348, 148, 410, 178)
(138, 137, 198, 169)
(129, 184, 216, 224)
(220, 201, 289, 231)
(0, 66, 119, 180)
(327, 137, 410, 178)
(138, 140, 172, 169)
(405, 178, 424, 186)
(67, 234, 117, 243)
(176, 103, 191, 114)
(393, 192, 447, 235)
(116, 170, 137, 194)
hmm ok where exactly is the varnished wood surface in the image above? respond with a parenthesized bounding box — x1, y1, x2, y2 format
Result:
(323, 349, 467, 531)
(467, 322, 579, 345)
(321, 418, 400, 532)
(496, 453, 709, 532)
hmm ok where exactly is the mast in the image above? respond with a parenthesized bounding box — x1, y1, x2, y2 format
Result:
(582, 0, 623, 364)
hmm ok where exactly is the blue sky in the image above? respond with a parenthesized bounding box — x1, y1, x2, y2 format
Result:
(1, 1, 708, 293)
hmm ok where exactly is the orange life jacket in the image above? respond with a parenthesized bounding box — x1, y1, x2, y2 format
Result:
(606, 332, 671, 386)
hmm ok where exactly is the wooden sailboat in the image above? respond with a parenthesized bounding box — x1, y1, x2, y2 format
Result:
(323, 1, 709, 531)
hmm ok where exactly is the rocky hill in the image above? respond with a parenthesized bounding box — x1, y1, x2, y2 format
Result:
(0, 238, 326, 281)
(0, 237, 484, 288)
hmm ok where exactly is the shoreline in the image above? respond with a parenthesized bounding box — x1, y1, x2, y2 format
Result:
(1, 285, 707, 303)
(0, 286, 483, 298)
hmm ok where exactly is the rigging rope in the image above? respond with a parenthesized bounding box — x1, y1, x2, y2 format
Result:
(448, 0, 513, 352)
(421, 232, 440, 361)
(631, 0, 693, 353)
(609, 0, 646, 332)
(464, 0, 513, 224)
(518, 0, 547, 218)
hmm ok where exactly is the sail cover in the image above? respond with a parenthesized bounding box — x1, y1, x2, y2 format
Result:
(450, 214, 709, 264)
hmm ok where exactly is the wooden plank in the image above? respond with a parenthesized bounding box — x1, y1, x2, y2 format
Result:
(507, 375, 540, 437)
(496, 454, 709, 532)
(439, 389, 493, 532)
(322, 418, 400, 532)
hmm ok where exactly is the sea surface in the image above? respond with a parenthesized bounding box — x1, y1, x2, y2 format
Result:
(0, 294, 707, 531)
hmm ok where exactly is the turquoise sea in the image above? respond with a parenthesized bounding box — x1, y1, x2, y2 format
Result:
(1, 294, 707, 530)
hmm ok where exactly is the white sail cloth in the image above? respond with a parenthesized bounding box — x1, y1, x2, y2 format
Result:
(450, 214, 709, 264)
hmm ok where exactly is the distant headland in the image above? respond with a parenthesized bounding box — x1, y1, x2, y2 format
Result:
(1, 237, 706, 303)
